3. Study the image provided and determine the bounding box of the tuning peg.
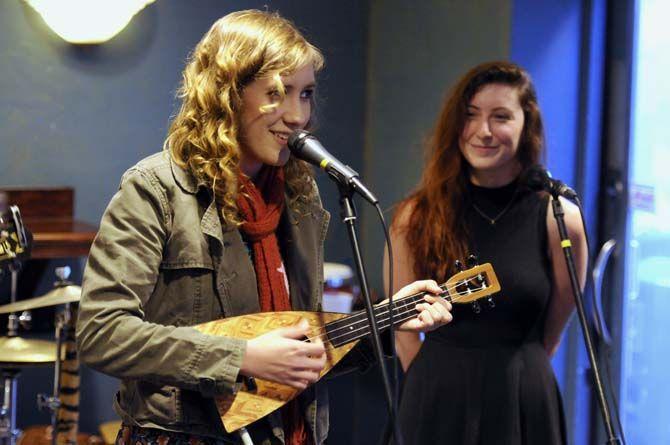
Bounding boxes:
[466,254,478,268]
[454,259,465,271]
[471,301,481,314]
[54,266,73,287]
[487,296,495,309]
[55,266,71,281]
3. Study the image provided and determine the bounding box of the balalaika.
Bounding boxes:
[194,262,500,432]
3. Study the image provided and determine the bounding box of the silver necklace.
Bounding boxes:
[471,188,518,226]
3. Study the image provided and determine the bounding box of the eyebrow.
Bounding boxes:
[466,104,513,113]
[284,82,317,91]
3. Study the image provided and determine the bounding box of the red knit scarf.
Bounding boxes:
[236,166,312,445]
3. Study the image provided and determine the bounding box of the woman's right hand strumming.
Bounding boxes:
[240,319,326,389]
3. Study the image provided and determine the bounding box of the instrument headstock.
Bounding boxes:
[443,260,501,307]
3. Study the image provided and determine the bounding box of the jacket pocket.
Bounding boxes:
[132,381,179,424]
[152,263,218,326]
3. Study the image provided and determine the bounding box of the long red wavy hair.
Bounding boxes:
[394,61,545,281]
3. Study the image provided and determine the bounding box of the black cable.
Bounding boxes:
[374,202,402,445]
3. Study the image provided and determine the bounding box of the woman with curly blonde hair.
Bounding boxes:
[166,9,322,225]
[77,9,451,445]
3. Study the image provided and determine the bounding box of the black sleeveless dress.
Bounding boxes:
[397,180,567,445]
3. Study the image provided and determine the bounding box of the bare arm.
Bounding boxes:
[543,196,588,356]
[383,203,423,372]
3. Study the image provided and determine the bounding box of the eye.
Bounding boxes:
[267,90,282,101]
[493,113,511,121]
[300,88,315,100]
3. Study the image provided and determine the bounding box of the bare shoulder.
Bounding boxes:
[385,198,419,290]
[390,198,417,234]
[563,197,585,235]
[546,196,585,237]
[545,195,587,264]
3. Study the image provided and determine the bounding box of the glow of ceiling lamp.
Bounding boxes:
[24,0,156,44]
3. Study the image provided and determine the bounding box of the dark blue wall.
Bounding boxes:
[511,0,583,184]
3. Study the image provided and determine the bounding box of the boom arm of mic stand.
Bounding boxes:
[550,196,621,445]
[336,182,403,445]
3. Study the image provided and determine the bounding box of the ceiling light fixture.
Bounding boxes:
[24,0,156,44]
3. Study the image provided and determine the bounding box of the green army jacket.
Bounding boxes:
[76,151,333,443]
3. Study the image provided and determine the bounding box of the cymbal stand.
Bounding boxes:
[0,202,30,445]
[36,268,78,445]
[37,304,70,445]
[7,267,19,338]
[0,368,20,445]
[1,266,22,445]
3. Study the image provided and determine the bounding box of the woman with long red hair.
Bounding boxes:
[386,61,587,444]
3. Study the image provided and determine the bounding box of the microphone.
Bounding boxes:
[523,164,578,201]
[288,130,379,204]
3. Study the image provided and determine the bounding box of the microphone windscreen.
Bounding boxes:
[287,130,310,152]
[522,164,551,192]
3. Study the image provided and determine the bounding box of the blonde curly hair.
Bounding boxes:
[165,10,324,224]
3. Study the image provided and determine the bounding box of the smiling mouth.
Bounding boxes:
[472,145,499,149]
[270,131,290,144]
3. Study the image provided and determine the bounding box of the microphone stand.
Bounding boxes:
[336,182,403,445]
[550,195,621,445]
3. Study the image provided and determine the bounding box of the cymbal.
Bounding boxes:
[0,337,57,365]
[0,285,81,314]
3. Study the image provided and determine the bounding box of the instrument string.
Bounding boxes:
[302,275,487,345]
[319,284,489,346]
[316,275,480,341]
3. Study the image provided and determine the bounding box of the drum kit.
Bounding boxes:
[0,200,100,445]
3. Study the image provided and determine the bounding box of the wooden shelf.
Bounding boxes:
[24,218,97,259]
[1,188,97,259]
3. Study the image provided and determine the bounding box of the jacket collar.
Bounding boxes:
[168,155,225,243]
[170,155,328,244]
[169,154,202,195]
[166,157,226,253]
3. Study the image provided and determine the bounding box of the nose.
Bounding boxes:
[476,118,493,139]
[282,96,310,129]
